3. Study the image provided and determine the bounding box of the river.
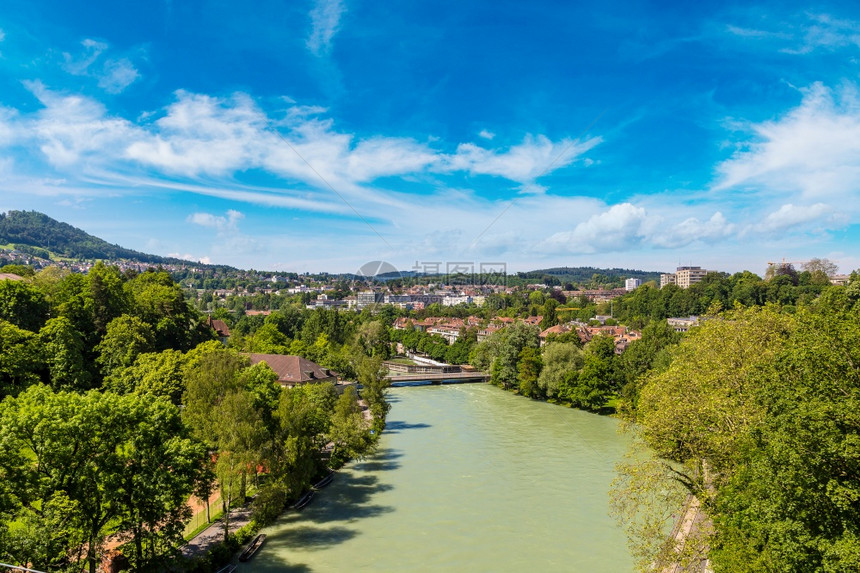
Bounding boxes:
[243,383,635,572]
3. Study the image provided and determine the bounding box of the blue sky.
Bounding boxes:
[2,1,860,275]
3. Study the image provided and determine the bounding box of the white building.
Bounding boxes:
[660,266,713,289]
[625,278,641,291]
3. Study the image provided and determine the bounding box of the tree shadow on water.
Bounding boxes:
[264,524,358,551]
[383,420,431,434]
[245,558,313,573]
[353,448,404,472]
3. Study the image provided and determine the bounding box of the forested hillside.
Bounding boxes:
[0,210,174,263]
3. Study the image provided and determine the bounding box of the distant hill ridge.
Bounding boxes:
[517,266,662,283]
[0,210,661,279]
[0,210,183,265]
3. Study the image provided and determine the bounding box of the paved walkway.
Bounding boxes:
[181,503,255,559]
[663,495,712,573]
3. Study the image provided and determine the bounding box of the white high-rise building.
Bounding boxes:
[625,278,641,291]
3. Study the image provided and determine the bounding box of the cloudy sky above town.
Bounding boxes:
[2,1,860,274]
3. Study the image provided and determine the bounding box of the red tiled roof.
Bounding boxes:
[539,324,571,338]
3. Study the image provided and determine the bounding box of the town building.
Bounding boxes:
[667,316,701,332]
[660,273,677,288]
[625,278,641,291]
[660,266,713,289]
[356,291,384,309]
[205,316,231,344]
[247,354,339,387]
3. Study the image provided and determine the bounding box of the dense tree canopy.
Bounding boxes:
[0,265,385,571]
[612,305,860,572]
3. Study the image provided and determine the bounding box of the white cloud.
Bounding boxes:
[789,13,860,54]
[22,81,141,167]
[187,209,244,233]
[544,203,653,254]
[442,134,602,186]
[715,83,860,202]
[63,39,107,75]
[725,25,791,40]
[186,210,260,258]
[478,129,495,140]
[168,253,212,264]
[62,39,140,93]
[0,29,6,42]
[307,0,346,56]
[98,58,140,94]
[654,211,735,248]
[759,203,838,232]
[121,90,595,205]
[724,13,860,55]
[542,204,735,254]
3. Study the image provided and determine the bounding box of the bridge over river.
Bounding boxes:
[385,370,490,386]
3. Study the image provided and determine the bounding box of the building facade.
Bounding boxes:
[660,266,712,289]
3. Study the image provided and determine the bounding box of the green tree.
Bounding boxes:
[0,319,44,398]
[612,307,795,571]
[0,386,204,573]
[538,342,583,399]
[329,385,372,466]
[356,354,391,432]
[39,317,92,392]
[182,349,267,540]
[617,320,681,414]
[246,323,291,354]
[87,262,129,335]
[113,397,204,570]
[95,314,155,380]
[105,349,187,404]
[0,280,49,332]
[126,270,200,351]
[517,346,543,398]
[566,335,618,411]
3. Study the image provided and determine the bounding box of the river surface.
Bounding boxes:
[243,383,635,572]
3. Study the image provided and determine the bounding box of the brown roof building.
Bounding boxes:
[206,316,231,343]
[248,354,338,387]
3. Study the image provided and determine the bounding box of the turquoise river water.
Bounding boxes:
[242,383,635,572]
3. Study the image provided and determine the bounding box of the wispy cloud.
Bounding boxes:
[788,13,860,54]
[715,82,860,205]
[724,12,860,55]
[187,209,260,259]
[759,203,839,233]
[307,0,346,56]
[442,134,602,190]
[62,38,140,93]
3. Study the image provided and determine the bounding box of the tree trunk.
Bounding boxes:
[222,496,230,542]
[135,523,143,569]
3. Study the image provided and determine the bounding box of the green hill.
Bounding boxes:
[0,210,176,264]
[516,266,663,286]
